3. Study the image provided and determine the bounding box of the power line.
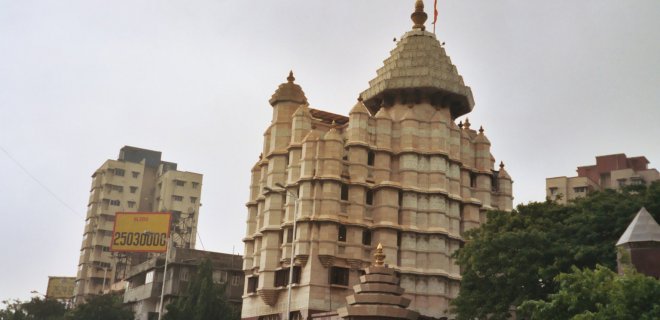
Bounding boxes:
[0,145,83,219]
[196,229,206,250]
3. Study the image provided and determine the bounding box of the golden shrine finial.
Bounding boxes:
[287,70,295,83]
[411,0,428,31]
[373,243,386,266]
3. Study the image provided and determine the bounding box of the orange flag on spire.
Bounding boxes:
[433,0,439,33]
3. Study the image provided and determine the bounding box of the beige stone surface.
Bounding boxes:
[241,4,512,319]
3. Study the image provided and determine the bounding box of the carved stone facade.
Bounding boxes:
[241,2,513,319]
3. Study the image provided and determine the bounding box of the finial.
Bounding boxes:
[373,243,386,266]
[287,70,295,83]
[464,117,471,129]
[458,121,463,128]
[500,161,505,169]
[331,120,338,128]
[411,0,428,31]
[357,95,363,102]
[479,126,484,134]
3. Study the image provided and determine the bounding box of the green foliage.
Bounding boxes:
[163,259,238,320]
[0,300,27,320]
[0,298,66,320]
[22,298,66,320]
[451,182,660,320]
[64,294,133,320]
[519,265,660,320]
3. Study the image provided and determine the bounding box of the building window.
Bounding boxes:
[340,183,349,201]
[366,189,373,205]
[631,178,645,186]
[180,268,189,281]
[362,230,371,246]
[130,186,138,193]
[175,180,185,187]
[110,200,120,206]
[491,173,500,192]
[274,267,301,287]
[172,195,183,202]
[367,151,375,166]
[145,270,155,284]
[470,172,477,188]
[132,171,140,178]
[192,182,199,189]
[618,179,627,187]
[114,169,125,177]
[171,210,182,222]
[231,275,241,286]
[247,276,258,293]
[338,225,347,242]
[101,246,110,252]
[574,187,587,193]
[286,228,293,243]
[190,197,197,204]
[213,270,228,284]
[110,185,123,192]
[329,267,349,286]
[127,201,136,208]
[549,187,558,195]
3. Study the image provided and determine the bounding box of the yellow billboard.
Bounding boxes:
[111,212,171,252]
[46,277,76,299]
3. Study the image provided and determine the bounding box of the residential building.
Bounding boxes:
[123,248,244,320]
[241,2,513,319]
[73,146,203,304]
[547,154,659,204]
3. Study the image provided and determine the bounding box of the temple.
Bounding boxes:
[241,1,513,319]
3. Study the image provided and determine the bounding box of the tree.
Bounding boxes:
[1,298,66,320]
[0,300,27,320]
[451,182,660,320]
[163,259,238,320]
[519,265,660,320]
[64,294,133,320]
[21,298,66,320]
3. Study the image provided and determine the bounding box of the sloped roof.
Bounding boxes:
[616,207,660,246]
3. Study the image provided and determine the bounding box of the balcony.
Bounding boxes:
[98,220,115,231]
[123,282,160,302]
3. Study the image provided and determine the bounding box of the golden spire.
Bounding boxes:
[479,126,484,134]
[373,243,386,266]
[287,70,295,83]
[411,0,428,31]
[464,117,471,130]
[500,161,505,169]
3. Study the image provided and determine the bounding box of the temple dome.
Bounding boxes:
[360,29,474,118]
[269,71,308,106]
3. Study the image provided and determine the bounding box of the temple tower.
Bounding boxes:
[241,2,513,319]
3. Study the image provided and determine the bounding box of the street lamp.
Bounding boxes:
[263,182,299,320]
[30,290,46,298]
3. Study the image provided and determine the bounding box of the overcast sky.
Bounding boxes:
[1,0,659,303]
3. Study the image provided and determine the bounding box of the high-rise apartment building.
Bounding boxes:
[73,146,203,304]
[547,153,659,204]
[241,2,513,319]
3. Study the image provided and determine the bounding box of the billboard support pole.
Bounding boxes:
[157,236,171,320]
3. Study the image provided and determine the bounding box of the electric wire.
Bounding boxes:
[0,145,83,219]
[196,229,206,250]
